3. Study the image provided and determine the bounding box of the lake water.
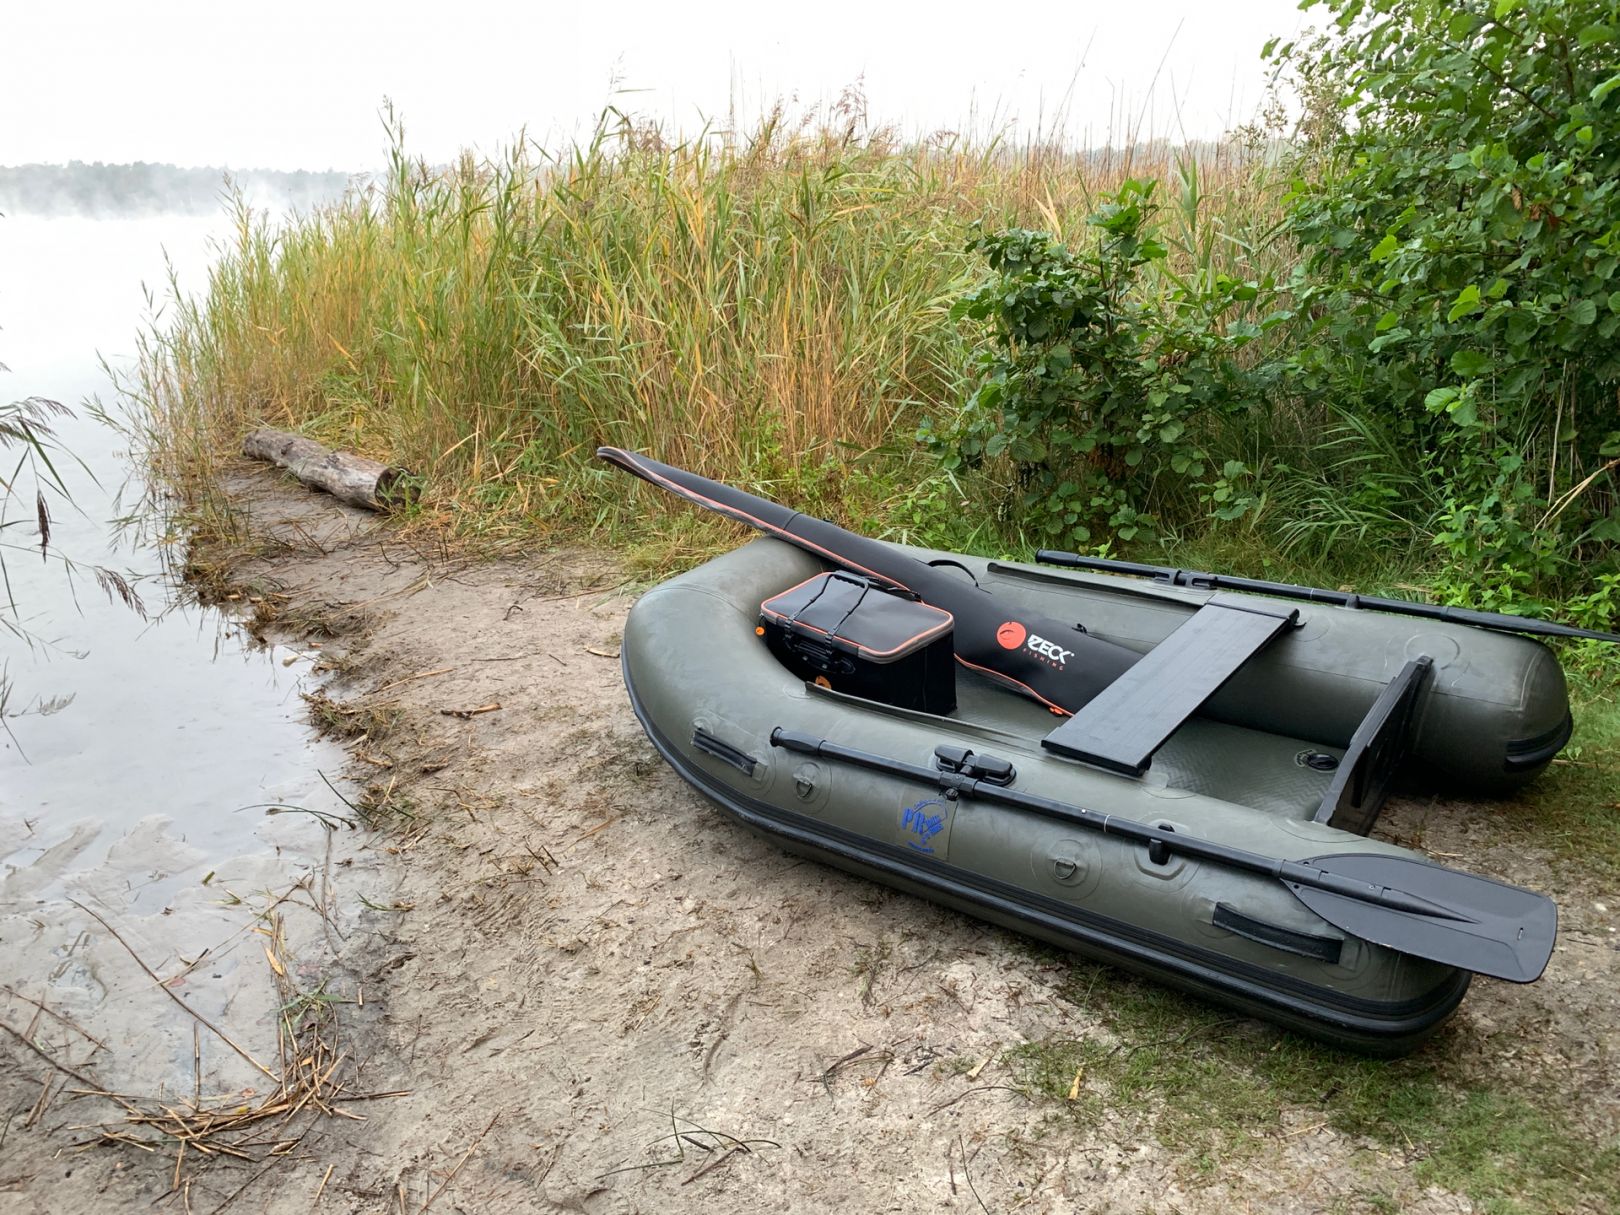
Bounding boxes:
[0,212,363,1091]
[0,213,353,864]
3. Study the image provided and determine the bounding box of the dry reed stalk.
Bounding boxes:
[7,909,414,1200]
[68,899,274,1079]
[126,102,1281,549]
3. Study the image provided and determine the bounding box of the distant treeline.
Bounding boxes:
[0,162,356,217]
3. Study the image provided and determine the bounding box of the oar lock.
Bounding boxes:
[932,744,1017,789]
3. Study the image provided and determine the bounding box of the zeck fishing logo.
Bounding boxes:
[996,620,1072,668]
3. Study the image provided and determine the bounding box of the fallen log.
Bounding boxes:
[242,429,418,512]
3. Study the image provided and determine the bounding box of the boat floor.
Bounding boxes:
[950,667,1340,820]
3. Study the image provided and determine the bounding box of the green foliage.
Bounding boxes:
[930,181,1286,546]
[1278,0,1620,589]
[934,0,1620,612]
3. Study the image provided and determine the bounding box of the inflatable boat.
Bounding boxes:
[600,449,1568,1052]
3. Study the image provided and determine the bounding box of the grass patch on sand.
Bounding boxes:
[302,690,400,742]
[994,963,1619,1213]
[1519,666,1620,883]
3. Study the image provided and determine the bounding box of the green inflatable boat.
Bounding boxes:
[601,449,1574,1053]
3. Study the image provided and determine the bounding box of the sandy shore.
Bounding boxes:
[3,468,1616,1214]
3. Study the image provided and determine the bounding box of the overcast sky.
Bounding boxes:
[2,1,1309,170]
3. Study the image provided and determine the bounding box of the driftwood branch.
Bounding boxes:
[242,429,418,512]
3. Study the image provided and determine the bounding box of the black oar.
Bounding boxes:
[1034,550,1620,645]
[769,729,1557,982]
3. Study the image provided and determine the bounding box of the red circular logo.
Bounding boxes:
[996,620,1027,650]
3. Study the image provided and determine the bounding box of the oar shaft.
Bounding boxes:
[770,729,1551,980]
[1034,551,1620,644]
[1275,860,1467,920]
[769,728,1436,912]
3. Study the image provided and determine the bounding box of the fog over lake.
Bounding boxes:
[2,1,1305,171]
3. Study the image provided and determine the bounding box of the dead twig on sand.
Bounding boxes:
[598,1110,781,1183]
[373,667,456,696]
[816,1040,899,1095]
[439,703,501,720]
[68,899,274,1079]
[51,911,409,1201]
[957,1134,993,1215]
[528,581,623,606]
[0,985,109,1052]
[418,1112,500,1213]
[0,1019,107,1093]
[926,1084,1032,1115]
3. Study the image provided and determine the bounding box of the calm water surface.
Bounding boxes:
[0,213,350,895]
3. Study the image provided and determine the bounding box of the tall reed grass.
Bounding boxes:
[131,107,1285,544]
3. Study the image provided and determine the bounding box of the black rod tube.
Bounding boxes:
[1033,551,1620,644]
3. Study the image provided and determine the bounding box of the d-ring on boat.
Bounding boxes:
[598,448,1576,1053]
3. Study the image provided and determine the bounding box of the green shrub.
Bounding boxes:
[929,181,1287,546]
[1277,0,1620,591]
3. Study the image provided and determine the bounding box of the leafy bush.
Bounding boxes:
[940,0,1620,603]
[1277,0,1620,589]
[930,181,1286,545]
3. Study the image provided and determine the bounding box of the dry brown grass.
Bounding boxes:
[127,107,1284,543]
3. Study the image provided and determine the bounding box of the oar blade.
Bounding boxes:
[1291,853,1557,983]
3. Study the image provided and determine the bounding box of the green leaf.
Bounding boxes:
[1424,386,1460,412]
[1009,434,1047,463]
[1369,233,1399,262]
[1447,284,1482,322]
[1450,349,1492,377]
[1592,73,1620,105]
[1570,298,1599,326]
[1375,310,1399,332]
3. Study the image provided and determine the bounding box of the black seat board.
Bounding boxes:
[1042,596,1298,776]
